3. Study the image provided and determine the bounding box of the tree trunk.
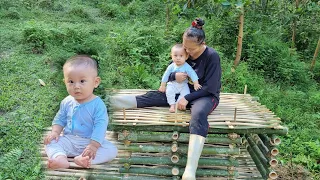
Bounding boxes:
[165,1,170,33]
[291,0,299,48]
[310,38,320,71]
[233,5,244,68]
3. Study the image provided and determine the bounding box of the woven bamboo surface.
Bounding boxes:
[110,89,284,130]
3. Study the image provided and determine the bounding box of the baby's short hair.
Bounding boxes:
[171,43,187,54]
[63,55,98,74]
[172,43,184,49]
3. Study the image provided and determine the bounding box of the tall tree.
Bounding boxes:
[291,0,299,48]
[233,3,244,68]
[310,38,320,71]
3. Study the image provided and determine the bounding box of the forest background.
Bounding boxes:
[0,0,319,179]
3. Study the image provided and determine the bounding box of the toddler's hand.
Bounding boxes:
[44,131,60,145]
[158,85,166,92]
[194,83,202,91]
[82,144,98,160]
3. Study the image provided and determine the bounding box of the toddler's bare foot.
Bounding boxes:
[74,155,91,168]
[169,105,176,113]
[47,155,69,170]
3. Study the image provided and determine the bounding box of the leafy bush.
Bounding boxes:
[3,8,21,19]
[98,3,124,19]
[68,6,90,19]
[244,33,312,86]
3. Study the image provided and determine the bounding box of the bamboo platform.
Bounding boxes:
[41,130,264,180]
[110,89,287,132]
[41,89,287,179]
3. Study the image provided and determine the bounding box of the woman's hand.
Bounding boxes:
[175,72,188,83]
[158,85,166,92]
[177,97,188,110]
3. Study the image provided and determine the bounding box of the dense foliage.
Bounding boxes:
[0,0,319,179]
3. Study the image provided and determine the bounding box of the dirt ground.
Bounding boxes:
[275,163,313,180]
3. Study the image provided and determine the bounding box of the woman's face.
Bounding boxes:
[182,36,204,59]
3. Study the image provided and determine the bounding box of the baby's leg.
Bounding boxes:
[91,140,118,165]
[166,83,178,113]
[47,155,69,169]
[177,83,190,102]
[45,136,74,170]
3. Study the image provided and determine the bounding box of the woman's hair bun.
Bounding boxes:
[191,18,205,29]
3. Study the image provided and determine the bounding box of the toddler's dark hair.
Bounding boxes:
[64,55,98,73]
[172,44,187,53]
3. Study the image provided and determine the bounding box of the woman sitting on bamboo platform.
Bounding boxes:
[111,18,221,180]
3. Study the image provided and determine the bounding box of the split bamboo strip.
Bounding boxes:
[118,156,239,167]
[119,167,238,177]
[109,125,289,135]
[118,131,242,144]
[117,144,240,155]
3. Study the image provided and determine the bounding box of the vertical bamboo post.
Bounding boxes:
[244,84,247,94]
[123,108,126,121]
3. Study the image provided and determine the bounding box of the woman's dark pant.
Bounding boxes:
[136,91,219,137]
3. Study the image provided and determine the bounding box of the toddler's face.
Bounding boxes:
[63,65,100,103]
[171,47,188,66]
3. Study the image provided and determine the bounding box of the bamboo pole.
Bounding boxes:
[245,135,268,166]
[117,144,240,155]
[110,125,289,135]
[268,134,281,146]
[253,134,279,157]
[119,167,238,177]
[246,135,278,168]
[258,134,279,154]
[246,145,278,179]
[118,156,239,167]
[118,132,242,144]
[46,170,174,180]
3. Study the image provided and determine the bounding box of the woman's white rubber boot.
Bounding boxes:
[182,134,206,180]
